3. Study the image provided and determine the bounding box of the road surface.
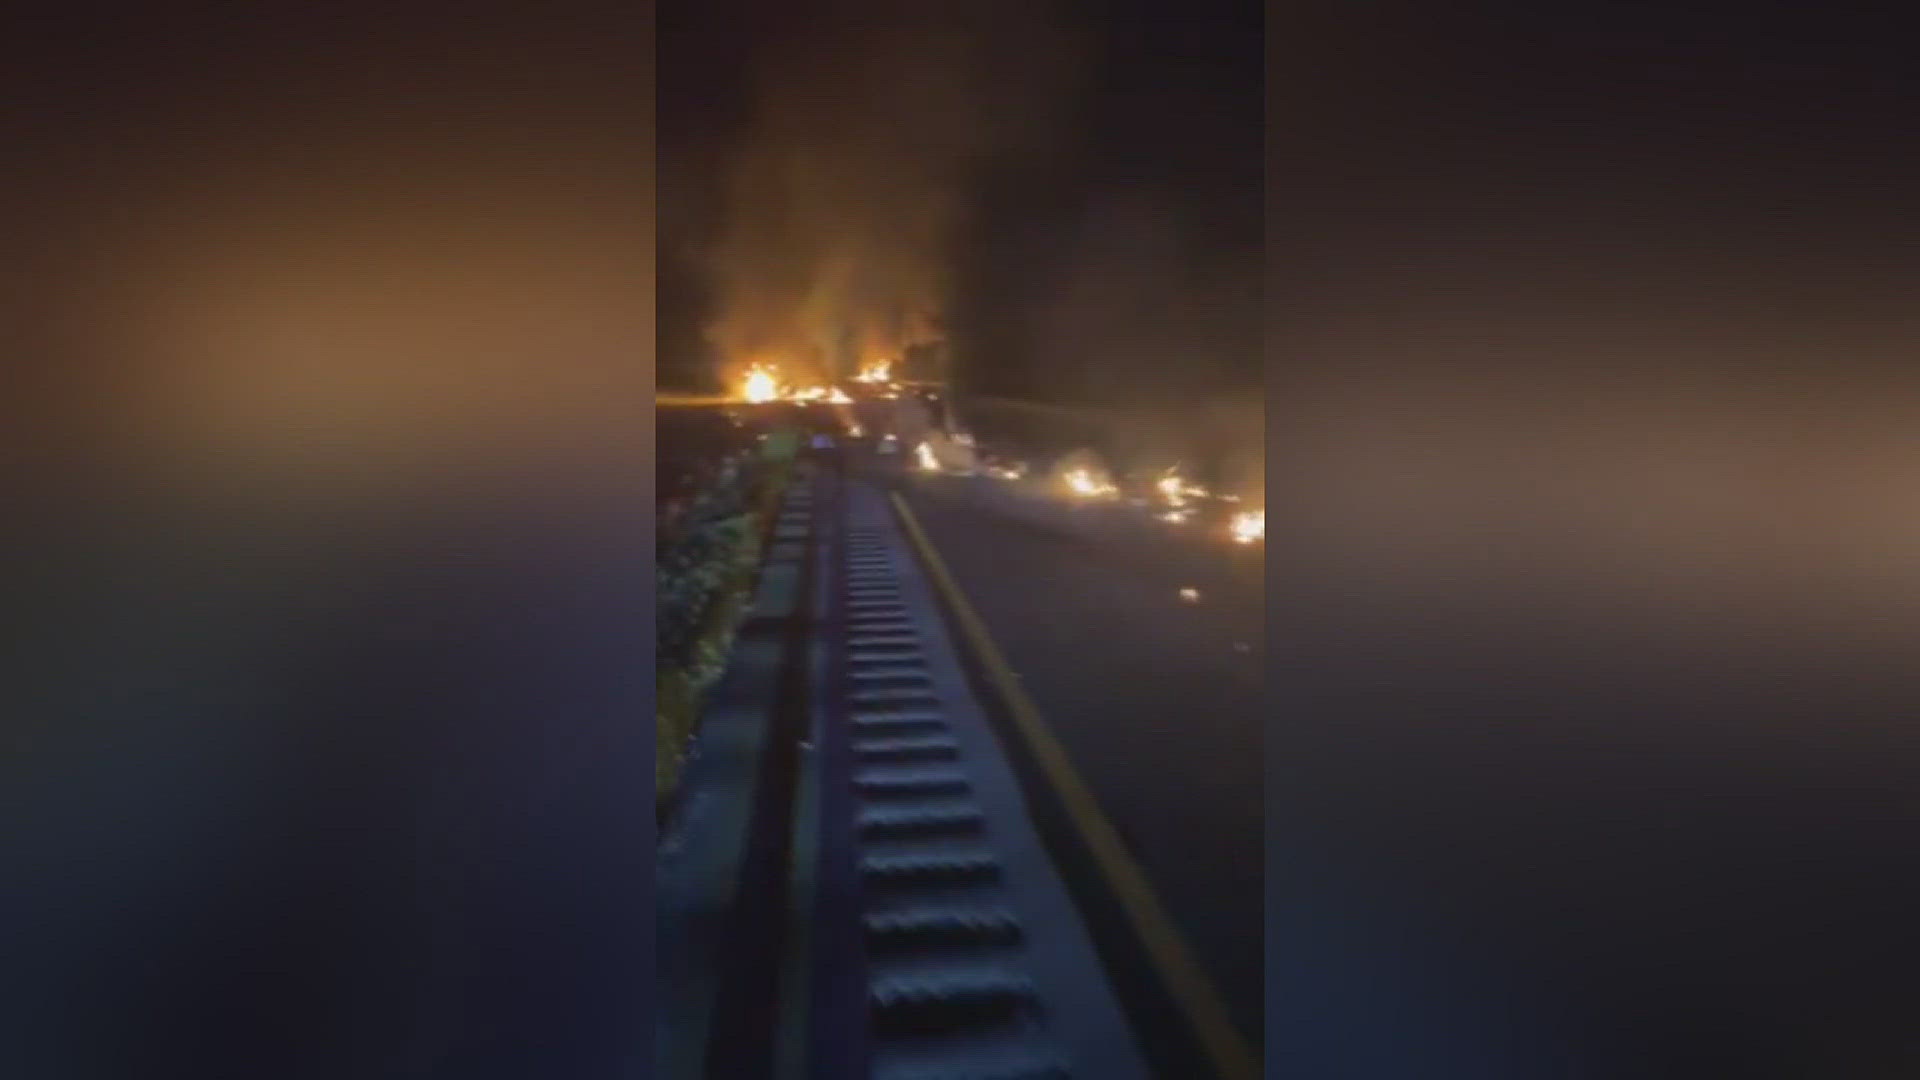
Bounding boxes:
[891,465,1267,1053]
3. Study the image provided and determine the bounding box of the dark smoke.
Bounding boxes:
[706,10,1084,386]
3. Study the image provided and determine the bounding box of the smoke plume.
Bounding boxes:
[706,12,1081,386]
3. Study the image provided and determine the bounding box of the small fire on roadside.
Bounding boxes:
[1157,468,1209,508]
[1063,467,1118,499]
[915,441,940,472]
[1229,509,1265,544]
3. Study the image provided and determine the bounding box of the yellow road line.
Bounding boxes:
[890,491,1259,1080]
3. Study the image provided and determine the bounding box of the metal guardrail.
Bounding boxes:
[786,475,1152,1080]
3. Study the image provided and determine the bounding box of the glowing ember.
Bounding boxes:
[1179,587,1200,602]
[1159,509,1193,525]
[742,365,779,404]
[848,423,864,438]
[1063,468,1118,499]
[986,462,1028,481]
[915,441,940,472]
[1229,509,1265,544]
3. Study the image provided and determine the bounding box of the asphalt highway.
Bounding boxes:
[891,462,1267,1053]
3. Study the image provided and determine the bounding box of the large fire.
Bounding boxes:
[853,359,893,384]
[742,365,779,404]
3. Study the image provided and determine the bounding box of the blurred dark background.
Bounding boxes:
[3,6,655,1078]
[658,0,1262,405]
[1273,3,1920,1077]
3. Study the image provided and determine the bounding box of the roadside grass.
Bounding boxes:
[655,426,799,818]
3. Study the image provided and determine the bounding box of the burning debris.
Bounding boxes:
[1063,468,1118,499]
[1229,508,1265,544]
[735,362,857,407]
[1052,450,1119,500]
[1156,467,1210,509]
[915,441,941,472]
